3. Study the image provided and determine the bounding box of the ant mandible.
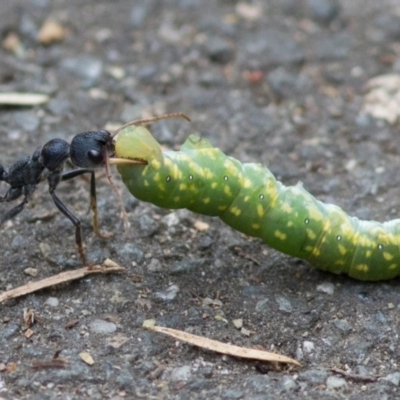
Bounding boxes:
[0,113,188,266]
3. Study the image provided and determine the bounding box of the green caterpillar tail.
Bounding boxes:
[115,125,400,281]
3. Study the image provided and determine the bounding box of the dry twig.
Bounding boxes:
[0,259,125,303]
[145,324,300,367]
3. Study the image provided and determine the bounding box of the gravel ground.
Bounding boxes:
[1,1,400,399]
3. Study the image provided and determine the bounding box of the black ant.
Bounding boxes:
[0,112,188,266]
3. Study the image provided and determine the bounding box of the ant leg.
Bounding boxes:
[49,187,88,265]
[47,172,88,265]
[0,186,28,227]
[0,200,26,226]
[0,186,22,202]
[61,169,112,239]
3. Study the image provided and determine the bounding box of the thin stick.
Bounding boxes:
[0,259,125,303]
[330,367,378,383]
[145,325,301,367]
[0,92,49,106]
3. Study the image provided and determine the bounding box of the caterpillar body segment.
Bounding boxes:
[115,125,400,281]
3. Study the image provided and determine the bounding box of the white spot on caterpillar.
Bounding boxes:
[336,235,342,241]
[223,176,228,181]
[378,244,383,250]
[166,176,171,182]
[189,174,193,180]
[304,219,310,224]
[259,194,265,200]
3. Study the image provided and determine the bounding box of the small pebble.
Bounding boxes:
[11,235,29,250]
[333,319,352,333]
[118,243,144,264]
[299,369,328,384]
[383,372,400,386]
[255,298,269,312]
[244,375,271,393]
[60,56,103,87]
[279,375,298,391]
[137,214,159,236]
[303,341,315,354]
[37,19,66,44]
[79,352,95,366]
[221,389,244,399]
[296,346,304,361]
[236,3,261,20]
[203,37,235,64]
[307,0,340,24]
[169,259,208,275]
[161,212,181,228]
[89,319,117,334]
[24,268,38,277]
[202,297,223,307]
[232,319,243,329]
[194,220,209,232]
[45,297,59,307]
[154,284,179,302]
[240,327,251,337]
[170,365,192,382]
[316,282,335,295]
[326,376,347,390]
[147,258,163,272]
[276,295,292,313]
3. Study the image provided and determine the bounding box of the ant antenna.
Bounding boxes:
[111,112,190,139]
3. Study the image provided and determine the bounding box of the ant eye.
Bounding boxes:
[88,149,103,165]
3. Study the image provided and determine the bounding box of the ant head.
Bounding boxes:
[70,130,113,169]
[40,139,70,172]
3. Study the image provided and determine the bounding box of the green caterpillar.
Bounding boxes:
[115,124,400,281]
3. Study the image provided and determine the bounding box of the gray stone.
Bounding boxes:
[89,319,117,334]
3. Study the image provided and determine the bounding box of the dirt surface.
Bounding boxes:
[1,1,400,399]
